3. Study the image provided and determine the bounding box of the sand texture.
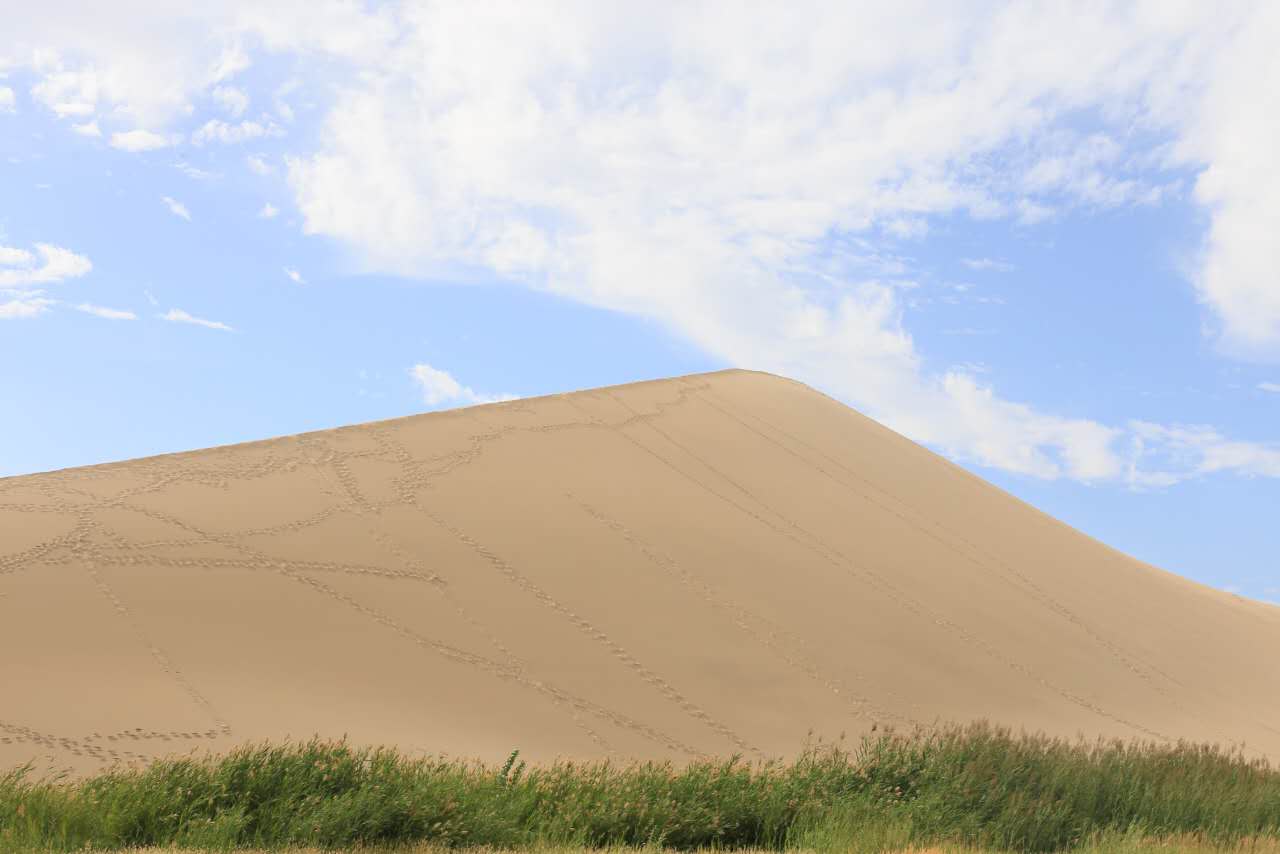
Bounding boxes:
[2,369,1277,776]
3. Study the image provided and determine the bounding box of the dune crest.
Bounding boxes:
[2,369,1277,775]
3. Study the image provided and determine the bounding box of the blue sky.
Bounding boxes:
[2,3,1278,604]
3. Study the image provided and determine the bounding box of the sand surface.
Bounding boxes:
[2,369,1277,776]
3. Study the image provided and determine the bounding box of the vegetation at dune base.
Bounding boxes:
[3,722,1279,853]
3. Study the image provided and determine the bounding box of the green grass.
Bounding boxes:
[2,722,1278,852]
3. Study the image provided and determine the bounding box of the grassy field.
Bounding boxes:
[82,842,1280,854]
[3,722,1278,852]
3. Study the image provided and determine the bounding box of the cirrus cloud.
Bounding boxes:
[161,307,233,331]
[161,196,191,220]
[75,303,136,320]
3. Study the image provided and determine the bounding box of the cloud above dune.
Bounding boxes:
[410,363,515,409]
[6,2,1280,485]
[285,2,1280,483]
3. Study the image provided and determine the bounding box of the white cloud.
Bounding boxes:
[1175,4,1280,359]
[161,307,233,331]
[9,4,1280,485]
[175,161,215,180]
[29,66,98,117]
[1128,422,1280,485]
[1015,199,1056,225]
[72,119,100,137]
[258,202,279,218]
[8,4,396,129]
[410,363,515,408]
[191,118,281,145]
[0,243,92,288]
[210,42,251,84]
[1259,382,1280,394]
[298,2,1248,483]
[110,129,172,152]
[0,243,105,322]
[962,257,1015,272]
[75,303,136,320]
[0,85,14,112]
[882,218,928,239]
[161,196,191,220]
[0,247,33,267]
[0,293,55,319]
[246,154,273,175]
[283,266,303,284]
[211,85,248,117]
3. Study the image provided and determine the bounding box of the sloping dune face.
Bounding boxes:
[2,370,1277,775]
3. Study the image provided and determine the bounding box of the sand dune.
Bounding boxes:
[2,369,1277,776]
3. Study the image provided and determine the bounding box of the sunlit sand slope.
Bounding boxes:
[2,369,1277,776]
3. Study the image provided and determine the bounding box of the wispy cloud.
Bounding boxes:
[0,243,92,288]
[161,196,191,221]
[246,154,273,175]
[75,303,136,320]
[1128,422,1280,486]
[211,85,249,117]
[110,129,172,152]
[72,120,101,137]
[192,119,281,146]
[283,267,304,284]
[29,66,98,118]
[962,257,1016,272]
[8,4,1280,489]
[410,363,516,408]
[0,86,16,113]
[175,162,215,180]
[161,308,233,332]
[259,202,279,219]
[299,4,1239,484]
[0,293,55,319]
[1260,381,1280,394]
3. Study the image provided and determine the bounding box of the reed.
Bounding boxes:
[3,722,1277,852]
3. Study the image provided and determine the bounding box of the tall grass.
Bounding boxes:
[2,722,1277,852]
